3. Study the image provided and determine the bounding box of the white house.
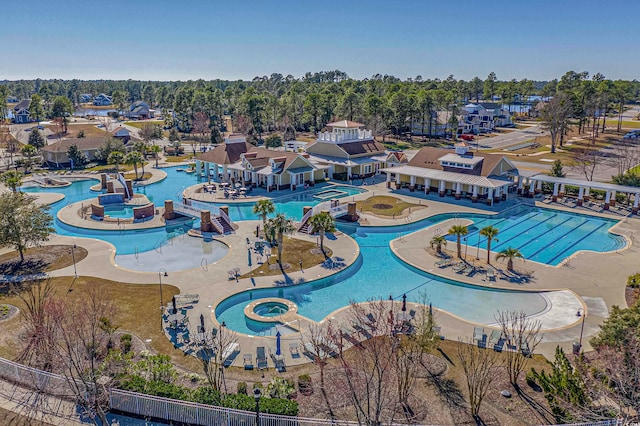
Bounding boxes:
[93,94,113,106]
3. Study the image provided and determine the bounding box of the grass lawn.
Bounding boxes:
[613,120,640,129]
[0,245,88,280]
[47,123,109,139]
[124,120,164,130]
[165,155,194,163]
[0,276,202,371]
[356,195,425,217]
[240,236,332,279]
[122,171,152,181]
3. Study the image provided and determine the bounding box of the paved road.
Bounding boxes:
[477,124,545,150]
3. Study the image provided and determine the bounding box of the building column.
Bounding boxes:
[197,160,203,176]
[222,165,228,182]
[251,172,257,187]
[536,180,542,194]
[386,171,391,188]
[267,175,273,192]
[559,183,566,197]
[455,182,462,200]
[604,191,611,210]
[347,166,353,182]
[501,185,508,200]
[577,186,585,206]
[395,172,401,190]
[584,187,590,201]
[517,177,524,195]
[424,178,431,194]
[610,191,617,207]
[633,193,639,214]
[528,179,536,198]
[494,186,501,203]
[552,183,559,202]
[471,185,478,203]
[438,180,446,197]
[409,175,416,192]
[487,188,494,205]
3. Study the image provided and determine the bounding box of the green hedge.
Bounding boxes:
[118,376,298,416]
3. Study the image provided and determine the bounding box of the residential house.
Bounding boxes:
[194,134,324,191]
[464,103,512,130]
[7,96,19,103]
[42,137,104,167]
[112,126,131,143]
[380,142,518,204]
[304,120,388,180]
[128,101,153,119]
[13,100,31,124]
[93,93,113,106]
[80,94,92,103]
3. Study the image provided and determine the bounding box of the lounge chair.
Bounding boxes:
[289,342,300,358]
[303,342,326,362]
[432,326,444,340]
[493,337,505,352]
[269,348,286,372]
[365,313,377,328]
[463,265,475,275]
[256,346,269,370]
[352,323,373,340]
[435,259,452,267]
[222,343,240,367]
[487,330,502,348]
[473,326,485,342]
[453,262,466,273]
[341,327,362,346]
[486,267,496,281]
[520,340,531,357]
[243,353,254,370]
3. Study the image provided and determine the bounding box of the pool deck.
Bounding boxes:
[26,170,640,365]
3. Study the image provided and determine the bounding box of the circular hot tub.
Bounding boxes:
[253,301,289,317]
[244,298,299,324]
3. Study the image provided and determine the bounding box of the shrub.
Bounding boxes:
[628,273,640,288]
[120,334,132,353]
[266,377,296,399]
[237,382,247,395]
[297,374,313,395]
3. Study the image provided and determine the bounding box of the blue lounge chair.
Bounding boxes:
[256,346,268,370]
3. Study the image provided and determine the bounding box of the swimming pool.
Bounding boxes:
[215,205,625,335]
[443,205,625,265]
[20,168,366,261]
[103,204,135,218]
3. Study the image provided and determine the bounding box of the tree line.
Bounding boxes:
[2,71,639,142]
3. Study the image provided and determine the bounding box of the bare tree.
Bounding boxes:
[47,283,118,425]
[495,311,543,388]
[195,322,238,393]
[570,146,603,181]
[302,321,338,420]
[12,278,57,371]
[540,93,573,153]
[456,338,502,421]
[611,141,640,176]
[192,112,210,150]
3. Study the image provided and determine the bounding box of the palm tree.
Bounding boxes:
[479,226,500,265]
[430,235,447,255]
[308,211,336,255]
[266,213,296,266]
[495,247,524,271]
[107,151,125,173]
[252,199,275,226]
[448,225,468,259]
[149,145,162,168]
[0,170,23,193]
[125,151,143,180]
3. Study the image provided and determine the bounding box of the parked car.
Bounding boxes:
[460,134,475,141]
[36,125,45,130]
[623,132,639,139]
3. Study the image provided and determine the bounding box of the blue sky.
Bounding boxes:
[2,0,639,82]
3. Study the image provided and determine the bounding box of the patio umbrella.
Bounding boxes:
[248,248,252,267]
[429,302,433,315]
[402,294,407,312]
[275,331,282,356]
[200,313,205,329]
[172,296,177,313]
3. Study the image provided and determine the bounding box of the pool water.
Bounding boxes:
[443,205,625,265]
[103,204,135,218]
[215,206,625,335]
[254,301,289,317]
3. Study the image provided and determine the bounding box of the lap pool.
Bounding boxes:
[215,205,625,336]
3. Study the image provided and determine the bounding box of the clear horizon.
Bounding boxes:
[2,0,639,82]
